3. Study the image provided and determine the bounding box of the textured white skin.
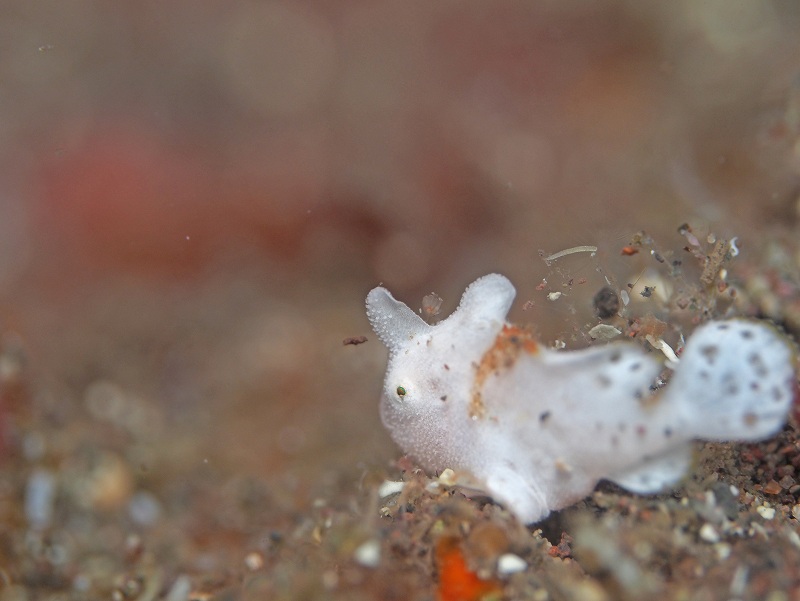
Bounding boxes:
[366,273,797,523]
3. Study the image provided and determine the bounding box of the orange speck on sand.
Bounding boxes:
[436,537,501,601]
[620,246,639,256]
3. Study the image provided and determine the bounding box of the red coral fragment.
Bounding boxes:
[546,532,573,559]
[436,536,501,601]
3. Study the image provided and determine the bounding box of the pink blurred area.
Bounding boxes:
[0,1,798,475]
[2,1,794,287]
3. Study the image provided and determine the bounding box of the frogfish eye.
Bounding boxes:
[396,386,407,397]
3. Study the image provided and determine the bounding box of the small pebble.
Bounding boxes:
[714,543,731,560]
[77,452,134,510]
[547,292,562,301]
[756,505,776,520]
[762,480,782,495]
[792,504,800,521]
[730,566,749,597]
[699,523,720,543]
[244,552,264,571]
[497,553,527,575]
[128,491,162,526]
[122,578,142,597]
[165,575,191,601]
[438,468,457,486]
[72,574,91,592]
[377,480,405,498]
[353,539,381,568]
[24,469,56,529]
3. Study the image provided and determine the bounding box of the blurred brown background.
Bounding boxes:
[1,0,799,518]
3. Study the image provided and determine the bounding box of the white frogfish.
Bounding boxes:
[366,273,798,523]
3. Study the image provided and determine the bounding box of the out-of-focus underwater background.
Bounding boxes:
[2,2,800,600]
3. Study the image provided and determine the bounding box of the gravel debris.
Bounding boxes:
[24,469,56,529]
[497,553,528,575]
[353,540,381,568]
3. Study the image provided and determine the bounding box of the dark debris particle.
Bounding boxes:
[539,411,551,424]
[343,335,368,346]
[593,286,620,319]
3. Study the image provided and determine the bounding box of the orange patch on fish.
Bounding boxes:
[470,325,538,419]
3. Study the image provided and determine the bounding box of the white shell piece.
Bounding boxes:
[588,324,622,340]
[354,539,381,568]
[377,480,405,498]
[497,553,528,575]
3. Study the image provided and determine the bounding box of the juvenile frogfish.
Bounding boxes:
[366,273,798,523]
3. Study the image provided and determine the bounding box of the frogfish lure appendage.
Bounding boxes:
[366,273,798,523]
